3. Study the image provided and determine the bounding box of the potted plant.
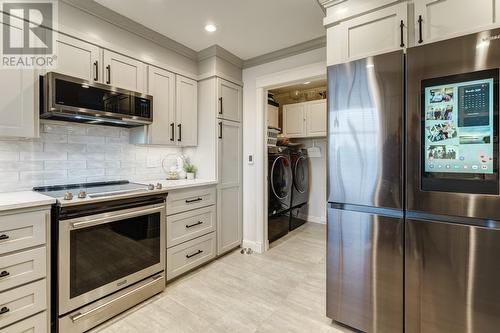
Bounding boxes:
[183,163,197,180]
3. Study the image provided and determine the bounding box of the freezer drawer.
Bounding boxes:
[406,218,500,333]
[327,208,403,333]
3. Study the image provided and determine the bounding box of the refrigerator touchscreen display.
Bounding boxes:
[423,78,494,174]
[421,69,499,194]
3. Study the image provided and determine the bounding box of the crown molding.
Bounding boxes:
[243,36,326,69]
[60,0,198,60]
[198,45,243,68]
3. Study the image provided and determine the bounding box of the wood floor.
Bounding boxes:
[95,223,353,333]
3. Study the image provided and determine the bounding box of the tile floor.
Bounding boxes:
[94,223,352,333]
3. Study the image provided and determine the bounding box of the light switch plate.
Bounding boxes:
[248,154,254,164]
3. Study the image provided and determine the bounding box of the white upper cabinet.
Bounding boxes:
[306,99,327,137]
[217,79,242,123]
[0,70,37,138]
[56,35,100,82]
[414,0,498,46]
[103,50,145,93]
[267,104,279,128]
[283,103,306,138]
[148,67,176,145]
[327,2,407,65]
[176,75,198,147]
[283,99,327,138]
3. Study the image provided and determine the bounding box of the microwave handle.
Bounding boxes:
[70,205,163,230]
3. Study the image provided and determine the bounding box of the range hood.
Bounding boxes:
[40,72,153,128]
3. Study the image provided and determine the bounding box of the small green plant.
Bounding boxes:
[183,163,197,173]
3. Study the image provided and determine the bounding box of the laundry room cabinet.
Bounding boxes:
[283,99,326,138]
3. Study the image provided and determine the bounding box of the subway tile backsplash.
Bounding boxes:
[0,121,182,192]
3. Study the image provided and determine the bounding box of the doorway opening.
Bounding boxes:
[264,77,327,248]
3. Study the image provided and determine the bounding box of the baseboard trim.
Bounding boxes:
[242,239,265,254]
[298,213,326,224]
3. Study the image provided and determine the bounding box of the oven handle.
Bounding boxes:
[69,205,164,230]
[70,274,163,323]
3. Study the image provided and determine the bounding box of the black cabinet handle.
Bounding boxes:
[0,234,9,241]
[93,61,99,81]
[185,198,202,203]
[106,65,111,84]
[170,122,175,142]
[0,271,9,278]
[218,121,223,139]
[418,15,423,44]
[400,20,405,48]
[186,250,203,259]
[186,221,203,229]
[177,124,182,142]
[219,97,223,115]
[0,307,9,315]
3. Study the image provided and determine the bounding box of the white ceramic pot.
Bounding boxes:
[186,172,195,180]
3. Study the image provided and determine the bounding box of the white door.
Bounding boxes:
[217,79,242,122]
[306,99,327,137]
[145,66,176,145]
[415,0,496,45]
[217,120,242,255]
[103,50,145,92]
[267,104,279,128]
[176,75,198,147]
[335,2,406,64]
[56,35,101,82]
[283,103,306,138]
[0,70,37,138]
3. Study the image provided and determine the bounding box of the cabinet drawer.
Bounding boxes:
[0,247,46,293]
[167,206,215,248]
[167,186,216,215]
[0,280,46,329]
[0,211,46,256]
[0,311,47,333]
[166,232,216,280]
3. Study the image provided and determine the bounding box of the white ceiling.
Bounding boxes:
[94,0,326,60]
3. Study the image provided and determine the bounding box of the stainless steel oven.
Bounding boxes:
[54,194,166,332]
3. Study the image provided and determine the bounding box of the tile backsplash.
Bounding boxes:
[0,121,183,192]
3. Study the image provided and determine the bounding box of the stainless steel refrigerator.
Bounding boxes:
[328,28,500,333]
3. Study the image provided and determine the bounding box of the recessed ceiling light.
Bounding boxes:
[303,81,311,85]
[205,24,217,32]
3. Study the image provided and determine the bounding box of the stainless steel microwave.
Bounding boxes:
[40,72,153,127]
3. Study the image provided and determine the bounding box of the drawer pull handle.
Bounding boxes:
[0,271,9,278]
[0,307,9,315]
[186,221,203,228]
[0,234,9,241]
[186,250,203,259]
[185,198,202,203]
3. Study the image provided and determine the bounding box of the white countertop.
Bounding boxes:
[137,178,218,190]
[0,179,217,210]
[0,191,56,212]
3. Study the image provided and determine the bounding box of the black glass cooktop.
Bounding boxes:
[33,180,148,199]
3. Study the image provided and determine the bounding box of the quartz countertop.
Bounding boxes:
[0,191,56,212]
[136,178,218,190]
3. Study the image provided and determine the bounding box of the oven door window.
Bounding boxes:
[69,212,161,298]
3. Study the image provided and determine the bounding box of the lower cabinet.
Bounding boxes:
[166,233,216,280]
[0,206,50,332]
[166,186,217,281]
